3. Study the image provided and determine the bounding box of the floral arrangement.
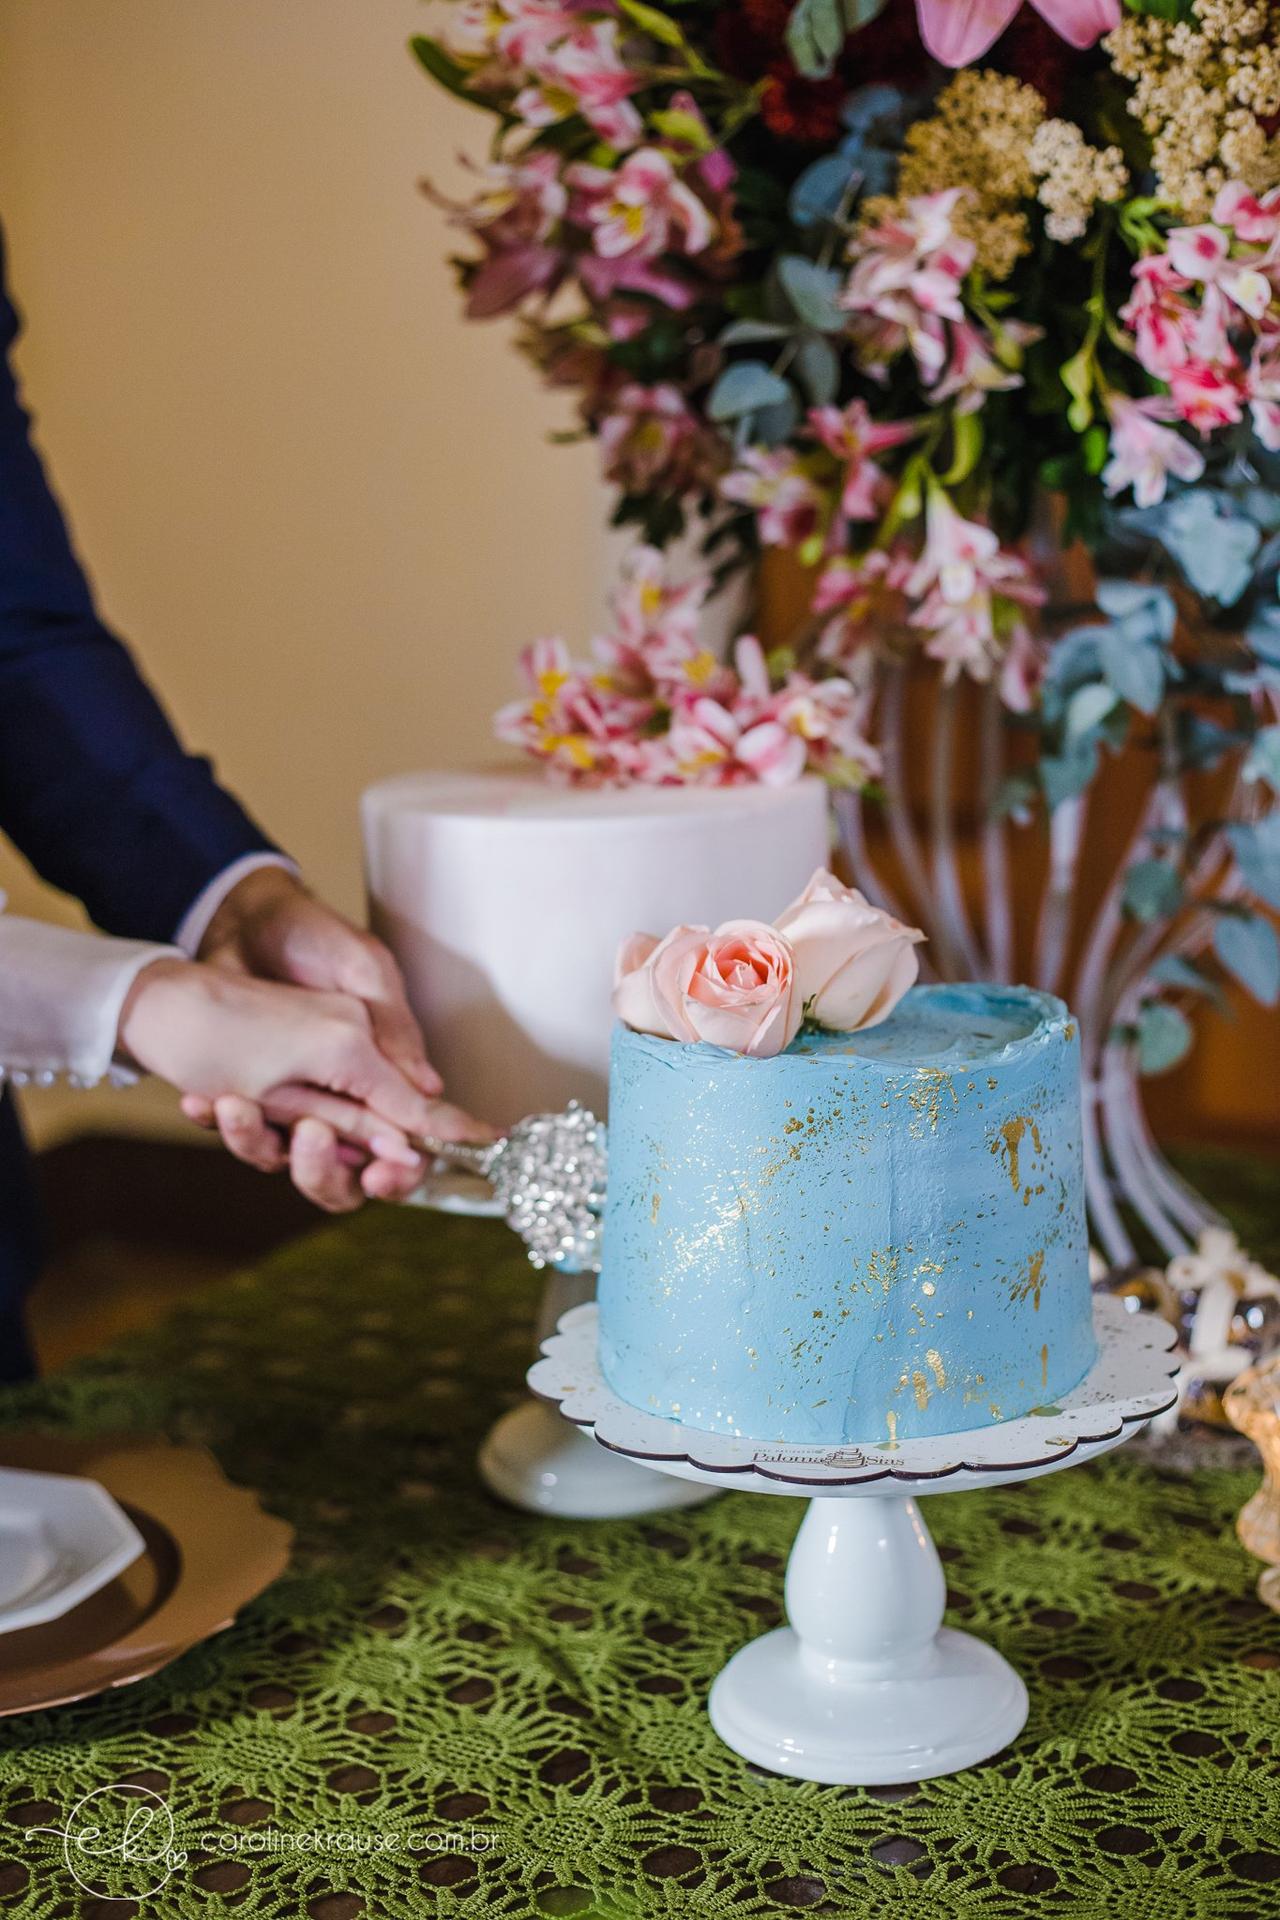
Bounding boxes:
[613,867,924,1054]
[413,0,1280,1049]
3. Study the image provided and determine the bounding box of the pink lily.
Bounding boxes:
[913,0,1120,69]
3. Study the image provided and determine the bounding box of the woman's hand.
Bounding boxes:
[118,958,494,1210]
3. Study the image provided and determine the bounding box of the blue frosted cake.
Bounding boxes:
[597,983,1095,1446]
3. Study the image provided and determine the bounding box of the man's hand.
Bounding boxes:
[121,959,492,1211]
[183,866,494,1208]
[197,866,438,1093]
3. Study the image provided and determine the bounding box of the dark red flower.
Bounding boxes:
[761,61,848,144]
[990,11,1080,112]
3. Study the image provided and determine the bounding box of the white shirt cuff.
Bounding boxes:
[173,852,300,957]
[0,919,184,1088]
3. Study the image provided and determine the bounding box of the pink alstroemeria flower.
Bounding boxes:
[808,399,917,521]
[514,20,643,150]
[1102,396,1206,509]
[906,490,1043,691]
[720,448,826,548]
[1168,360,1247,434]
[570,148,714,261]
[913,0,1119,69]
[1249,348,1280,452]
[842,189,975,387]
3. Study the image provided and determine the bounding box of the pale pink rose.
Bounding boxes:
[614,920,802,1055]
[776,870,924,1033]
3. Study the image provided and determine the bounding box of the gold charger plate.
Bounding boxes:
[0,1434,293,1716]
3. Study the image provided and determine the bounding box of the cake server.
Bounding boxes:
[415,1101,607,1274]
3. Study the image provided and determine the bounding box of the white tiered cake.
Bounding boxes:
[361,770,829,1124]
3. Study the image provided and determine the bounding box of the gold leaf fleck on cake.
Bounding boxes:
[867,1246,902,1296]
[650,1192,661,1224]
[784,1116,804,1134]
[1041,1342,1049,1389]
[921,1282,936,1297]
[911,1369,930,1411]
[925,1348,947,1392]
[1009,1248,1047,1310]
[907,1069,958,1135]
[991,1114,1042,1192]
[884,1411,900,1451]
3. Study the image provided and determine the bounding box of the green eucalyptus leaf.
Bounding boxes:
[1136,1001,1193,1075]
[778,255,846,332]
[1213,913,1280,1005]
[1150,952,1223,1006]
[794,334,841,406]
[1096,627,1165,715]
[708,361,793,420]
[1123,858,1183,922]
[786,0,890,76]
[1229,816,1280,909]
[1243,725,1280,790]
[718,319,793,346]
[1066,681,1119,742]
[1040,740,1099,809]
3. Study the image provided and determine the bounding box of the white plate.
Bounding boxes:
[0,1466,147,1633]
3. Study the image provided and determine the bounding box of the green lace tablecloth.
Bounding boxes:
[0,1152,1278,1919]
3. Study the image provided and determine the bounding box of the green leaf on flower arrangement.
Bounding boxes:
[940,411,983,487]
[1123,858,1183,922]
[648,106,713,150]
[719,318,793,346]
[1059,346,1096,433]
[793,334,841,406]
[1244,725,1280,790]
[1095,578,1177,645]
[708,361,793,420]
[778,255,846,333]
[786,0,846,77]
[1040,740,1099,809]
[1150,951,1224,1007]
[409,37,479,106]
[1213,912,1280,1006]
[1081,425,1109,476]
[1096,626,1165,715]
[1123,0,1196,17]
[752,389,802,446]
[1136,1000,1193,1075]
[616,0,690,47]
[786,0,891,77]
[790,153,862,229]
[1229,816,1280,910]
[1156,491,1262,607]
[1066,681,1119,742]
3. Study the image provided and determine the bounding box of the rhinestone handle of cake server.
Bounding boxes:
[415,1102,608,1274]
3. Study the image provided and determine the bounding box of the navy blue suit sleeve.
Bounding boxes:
[0,237,280,943]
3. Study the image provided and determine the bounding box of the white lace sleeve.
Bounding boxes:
[0,907,183,1089]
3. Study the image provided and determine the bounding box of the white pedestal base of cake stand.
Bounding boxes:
[529,1297,1178,1784]
[407,1170,714,1520]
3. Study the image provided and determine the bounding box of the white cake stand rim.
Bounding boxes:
[528,1295,1178,1489]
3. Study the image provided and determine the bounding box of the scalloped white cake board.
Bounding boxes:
[529,1296,1179,1784]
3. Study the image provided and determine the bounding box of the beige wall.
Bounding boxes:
[0,0,606,1143]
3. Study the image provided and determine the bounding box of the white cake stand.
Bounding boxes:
[528,1296,1179,1784]
[407,1171,713,1520]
